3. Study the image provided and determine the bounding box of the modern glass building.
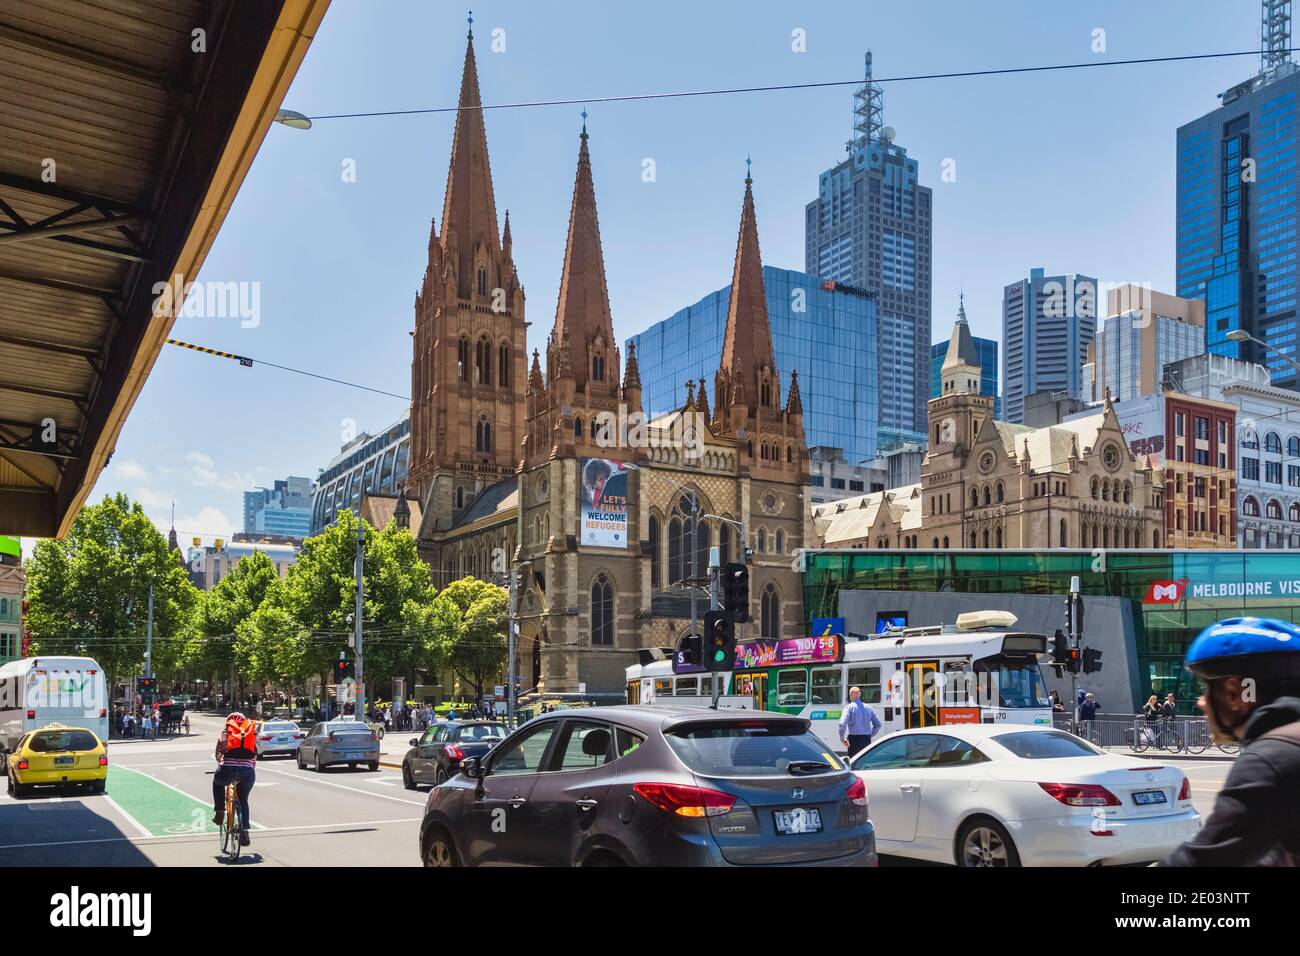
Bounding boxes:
[627,266,879,464]
[310,415,410,534]
[930,333,999,417]
[244,476,313,540]
[803,54,932,441]
[1177,55,1300,390]
[1002,268,1097,423]
[803,549,1300,713]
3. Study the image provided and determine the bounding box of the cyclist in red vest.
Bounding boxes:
[212,711,257,846]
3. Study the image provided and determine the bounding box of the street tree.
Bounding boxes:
[438,577,508,702]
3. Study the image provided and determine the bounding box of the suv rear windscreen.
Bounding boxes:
[666,720,837,777]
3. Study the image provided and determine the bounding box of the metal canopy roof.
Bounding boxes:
[0,0,330,537]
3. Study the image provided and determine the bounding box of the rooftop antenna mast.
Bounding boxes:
[1262,0,1294,74]
[848,50,884,153]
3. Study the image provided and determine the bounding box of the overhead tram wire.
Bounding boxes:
[302,48,1300,122]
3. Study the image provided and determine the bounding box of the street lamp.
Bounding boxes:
[273,108,312,130]
[1226,329,1300,376]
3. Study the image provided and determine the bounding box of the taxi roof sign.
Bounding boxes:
[955,610,1018,631]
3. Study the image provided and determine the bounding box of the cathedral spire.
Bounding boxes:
[440,28,502,300]
[550,120,617,393]
[717,168,777,408]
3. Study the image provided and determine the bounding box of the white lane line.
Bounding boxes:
[101,794,152,839]
[0,817,421,851]
[257,765,425,806]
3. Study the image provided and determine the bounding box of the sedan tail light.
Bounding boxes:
[293,733,305,740]
[258,735,274,741]
[1177,775,1191,801]
[633,782,737,817]
[1038,782,1121,807]
[444,744,465,760]
[846,776,868,807]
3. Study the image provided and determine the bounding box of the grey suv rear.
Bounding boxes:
[417,706,877,866]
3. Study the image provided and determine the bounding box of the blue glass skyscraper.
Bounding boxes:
[627,266,879,464]
[1177,37,1300,389]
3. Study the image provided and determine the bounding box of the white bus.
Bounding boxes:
[626,611,1053,753]
[0,656,109,760]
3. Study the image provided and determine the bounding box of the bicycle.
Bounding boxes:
[1125,718,1153,753]
[1153,719,1185,754]
[182,716,191,735]
[1183,719,1211,755]
[206,770,245,862]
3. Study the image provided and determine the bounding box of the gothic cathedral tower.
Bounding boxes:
[408,26,526,529]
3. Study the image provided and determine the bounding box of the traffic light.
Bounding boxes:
[721,563,750,623]
[1052,629,1069,664]
[138,676,157,704]
[1082,647,1103,674]
[333,658,355,683]
[703,610,735,672]
[1066,647,1082,675]
[676,634,701,668]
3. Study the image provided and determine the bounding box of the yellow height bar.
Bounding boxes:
[165,338,253,367]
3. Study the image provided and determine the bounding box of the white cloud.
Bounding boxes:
[170,507,236,543]
[184,450,256,492]
[113,459,149,483]
[135,488,172,510]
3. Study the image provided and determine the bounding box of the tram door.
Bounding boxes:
[904,659,940,728]
[733,671,768,710]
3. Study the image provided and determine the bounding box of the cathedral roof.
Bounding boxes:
[719,173,777,388]
[942,295,980,372]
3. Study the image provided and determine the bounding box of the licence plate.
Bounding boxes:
[345,752,363,759]
[54,755,75,766]
[275,737,288,743]
[774,807,822,835]
[1133,789,1167,806]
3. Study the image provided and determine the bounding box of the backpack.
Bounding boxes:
[224,718,257,757]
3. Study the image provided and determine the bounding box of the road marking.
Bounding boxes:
[0,817,421,851]
[257,765,425,806]
[101,794,152,839]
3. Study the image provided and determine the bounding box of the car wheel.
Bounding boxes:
[957,818,1020,868]
[435,767,449,786]
[91,780,106,795]
[314,754,326,773]
[402,764,416,790]
[348,762,357,770]
[367,761,379,772]
[423,827,460,868]
[296,750,306,770]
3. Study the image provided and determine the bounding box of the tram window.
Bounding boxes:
[776,669,808,707]
[654,678,674,697]
[700,674,715,696]
[846,666,882,704]
[675,677,699,696]
[810,668,842,705]
[942,662,972,706]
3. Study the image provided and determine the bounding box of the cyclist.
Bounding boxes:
[212,711,257,847]
[1163,617,1300,866]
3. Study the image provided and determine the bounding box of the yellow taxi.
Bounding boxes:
[5,723,108,797]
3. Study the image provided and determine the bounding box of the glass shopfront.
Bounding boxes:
[803,550,1300,710]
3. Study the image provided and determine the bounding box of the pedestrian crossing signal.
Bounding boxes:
[334,659,355,683]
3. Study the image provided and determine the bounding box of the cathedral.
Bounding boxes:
[401,27,809,696]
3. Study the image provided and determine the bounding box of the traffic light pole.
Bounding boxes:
[709,546,720,709]
[354,514,365,722]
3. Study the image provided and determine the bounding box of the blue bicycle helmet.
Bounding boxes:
[1185,617,1300,680]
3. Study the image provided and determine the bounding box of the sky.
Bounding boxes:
[71,0,1272,549]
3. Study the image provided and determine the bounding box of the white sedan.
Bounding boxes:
[255,719,306,757]
[849,725,1201,867]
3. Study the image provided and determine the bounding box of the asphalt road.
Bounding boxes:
[0,712,426,867]
[0,712,1236,867]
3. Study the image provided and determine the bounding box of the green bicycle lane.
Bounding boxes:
[105,765,262,838]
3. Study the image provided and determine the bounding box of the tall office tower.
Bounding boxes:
[1001,267,1097,424]
[1085,285,1206,403]
[804,52,932,444]
[1177,0,1300,390]
[930,296,1000,417]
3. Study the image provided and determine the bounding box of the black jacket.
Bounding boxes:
[1163,696,1300,866]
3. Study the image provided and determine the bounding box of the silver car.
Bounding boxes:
[296,720,380,772]
[256,719,305,758]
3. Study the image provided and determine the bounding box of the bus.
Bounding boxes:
[625,611,1052,753]
[0,656,109,761]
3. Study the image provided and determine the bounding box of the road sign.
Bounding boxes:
[579,682,586,694]
[337,677,356,704]
[494,685,505,701]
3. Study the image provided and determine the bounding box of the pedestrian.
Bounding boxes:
[1078,692,1101,728]
[1161,692,1178,720]
[837,686,882,758]
[1163,617,1300,866]
[1048,689,1064,713]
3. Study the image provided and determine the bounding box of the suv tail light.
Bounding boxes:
[1178,775,1190,801]
[1038,782,1121,807]
[846,776,868,807]
[444,744,465,760]
[633,783,737,817]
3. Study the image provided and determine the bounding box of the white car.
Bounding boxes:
[255,719,306,757]
[850,725,1201,867]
